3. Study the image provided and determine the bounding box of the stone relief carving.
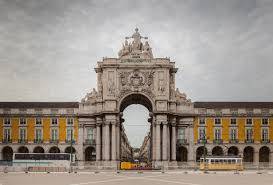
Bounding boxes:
[158,71,165,94]
[108,71,115,96]
[118,69,155,99]
[118,28,153,59]
[175,88,191,105]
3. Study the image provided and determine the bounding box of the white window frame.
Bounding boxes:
[214,118,221,125]
[3,128,11,140]
[246,128,253,140]
[3,118,11,125]
[229,128,237,140]
[50,128,59,141]
[198,127,206,140]
[66,118,74,126]
[246,118,253,125]
[19,117,27,125]
[214,128,222,140]
[177,127,185,140]
[19,128,27,140]
[262,118,269,125]
[199,117,206,125]
[230,118,237,125]
[87,127,94,140]
[35,128,43,141]
[51,117,58,125]
[35,117,42,125]
[261,128,269,141]
[66,127,74,141]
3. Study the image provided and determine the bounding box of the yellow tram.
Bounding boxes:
[200,156,243,171]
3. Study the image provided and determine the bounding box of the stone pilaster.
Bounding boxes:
[111,121,117,161]
[162,122,168,161]
[155,122,161,161]
[116,121,120,161]
[188,124,194,164]
[152,122,156,161]
[96,117,102,161]
[77,124,84,161]
[254,151,259,166]
[104,122,110,161]
[171,123,176,161]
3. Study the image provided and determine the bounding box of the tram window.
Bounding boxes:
[215,159,219,163]
[231,159,236,163]
[219,159,223,163]
[223,159,227,163]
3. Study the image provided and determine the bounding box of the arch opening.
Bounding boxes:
[85,146,96,161]
[212,146,224,156]
[228,146,239,156]
[176,146,188,162]
[119,93,153,164]
[33,146,45,153]
[196,146,207,162]
[243,146,254,163]
[49,146,60,153]
[259,146,270,163]
[18,146,29,153]
[2,146,13,161]
[65,146,76,154]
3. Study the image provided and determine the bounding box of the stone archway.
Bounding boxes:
[18,146,29,153]
[33,146,45,153]
[196,146,207,162]
[243,146,254,163]
[228,146,239,156]
[49,146,60,153]
[2,146,13,161]
[65,146,76,154]
[212,146,224,156]
[259,146,270,163]
[78,29,194,168]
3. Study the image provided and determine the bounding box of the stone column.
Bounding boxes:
[162,122,168,161]
[111,121,117,161]
[77,124,84,161]
[116,122,120,161]
[152,122,156,161]
[104,122,110,161]
[171,124,176,161]
[270,152,273,164]
[156,122,161,161]
[188,124,194,164]
[254,151,259,166]
[96,123,101,161]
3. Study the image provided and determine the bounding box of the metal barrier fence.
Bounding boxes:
[1,161,273,172]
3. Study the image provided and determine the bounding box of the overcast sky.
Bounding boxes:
[0,0,273,147]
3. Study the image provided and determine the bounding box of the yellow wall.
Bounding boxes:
[74,118,78,141]
[59,117,66,142]
[222,118,229,142]
[0,118,3,140]
[269,118,273,142]
[11,118,19,141]
[43,118,50,142]
[27,118,35,142]
[206,118,214,142]
[193,117,198,143]
[253,118,261,142]
[237,118,245,142]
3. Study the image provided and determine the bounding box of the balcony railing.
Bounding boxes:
[177,139,188,145]
[34,139,43,144]
[245,139,254,143]
[261,139,270,144]
[197,139,207,144]
[229,139,238,144]
[50,139,59,144]
[84,139,96,145]
[213,139,223,144]
[18,139,27,144]
[2,139,12,143]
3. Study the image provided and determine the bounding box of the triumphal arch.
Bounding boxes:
[78,28,195,168]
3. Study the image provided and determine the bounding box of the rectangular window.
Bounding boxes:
[19,118,27,125]
[262,128,269,141]
[177,128,185,140]
[230,128,237,140]
[36,118,42,125]
[51,128,58,141]
[35,128,42,141]
[215,118,221,125]
[67,118,74,125]
[198,128,206,140]
[262,118,268,125]
[4,128,11,141]
[230,118,237,125]
[214,128,221,140]
[4,118,11,125]
[51,118,58,125]
[246,118,252,125]
[19,128,27,140]
[66,127,74,141]
[199,118,205,125]
[246,128,253,140]
[87,128,94,140]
